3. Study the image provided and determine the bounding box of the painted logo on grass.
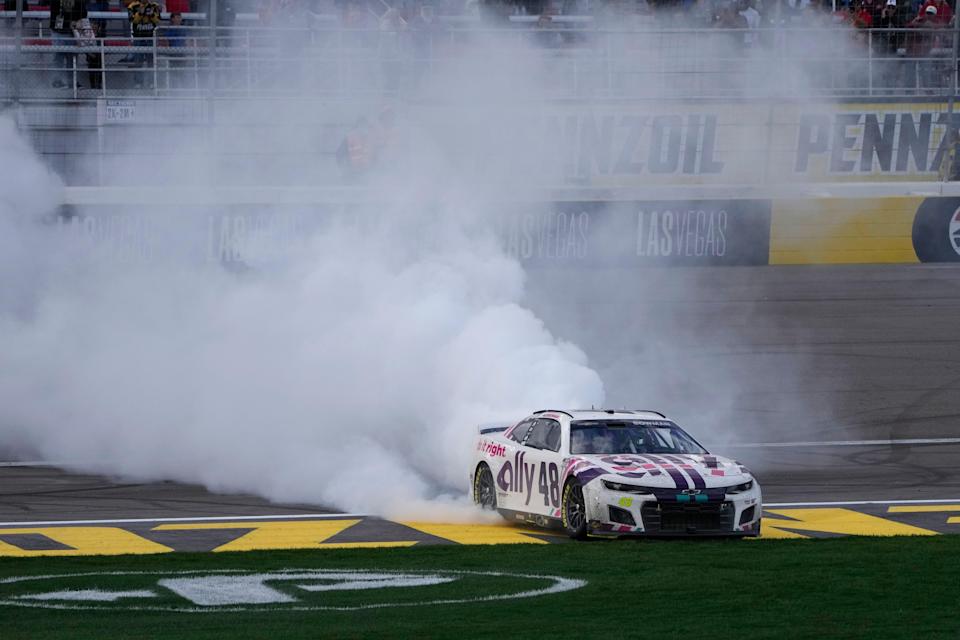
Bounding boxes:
[0,569,586,612]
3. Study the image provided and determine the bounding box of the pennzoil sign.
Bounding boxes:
[429,102,956,185]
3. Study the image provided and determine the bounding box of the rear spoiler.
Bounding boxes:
[478,422,511,435]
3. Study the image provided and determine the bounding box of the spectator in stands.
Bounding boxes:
[907,4,946,90]
[49,0,87,88]
[877,0,909,50]
[738,0,761,48]
[860,0,884,23]
[714,2,747,49]
[876,0,908,87]
[126,0,161,88]
[165,10,187,46]
[851,0,874,25]
[72,16,103,90]
[917,0,952,22]
[162,11,189,87]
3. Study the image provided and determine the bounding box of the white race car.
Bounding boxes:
[470,409,762,538]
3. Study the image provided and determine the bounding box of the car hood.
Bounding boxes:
[565,453,753,490]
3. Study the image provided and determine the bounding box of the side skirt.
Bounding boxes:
[497,508,564,531]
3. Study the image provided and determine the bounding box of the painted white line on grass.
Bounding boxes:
[0,513,368,527]
[765,498,960,507]
[722,437,960,448]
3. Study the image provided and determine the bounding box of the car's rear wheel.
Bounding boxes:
[473,464,497,510]
[562,479,588,540]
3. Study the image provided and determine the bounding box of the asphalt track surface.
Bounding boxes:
[1,264,959,541]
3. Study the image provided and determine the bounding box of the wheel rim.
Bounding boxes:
[478,469,496,509]
[566,483,585,531]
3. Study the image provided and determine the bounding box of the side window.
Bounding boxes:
[544,420,561,452]
[526,419,561,452]
[508,419,534,443]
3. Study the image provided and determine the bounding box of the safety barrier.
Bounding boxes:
[56,184,960,265]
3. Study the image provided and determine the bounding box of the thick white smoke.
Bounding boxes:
[0,21,860,518]
[0,91,604,519]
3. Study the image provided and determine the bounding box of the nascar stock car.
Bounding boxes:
[470,409,762,538]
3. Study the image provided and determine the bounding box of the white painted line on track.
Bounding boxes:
[0,462,78,467]
[0,513,368,527]
[1,500,959,527]
[722,437,960,448]
[765,498,960,507]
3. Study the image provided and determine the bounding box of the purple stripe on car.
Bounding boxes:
[644,454,691,490]
[576,467,606,486]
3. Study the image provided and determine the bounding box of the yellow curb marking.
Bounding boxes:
[888,505,960,528]
[154,520,417,552]
[400,522,554,545]
[0,507,953,556]
[763,508,940,539]
[888,504,960,513]
[0,527,173,557]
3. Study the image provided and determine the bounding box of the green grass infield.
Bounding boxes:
[0,536,958,639]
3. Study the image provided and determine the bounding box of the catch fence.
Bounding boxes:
[1,22,959,101]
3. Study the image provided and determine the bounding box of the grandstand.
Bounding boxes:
[1,0,958,101]
[2,0,959,188]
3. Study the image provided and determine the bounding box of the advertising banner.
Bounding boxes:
[415,101,956,187]
[500,200,771,267]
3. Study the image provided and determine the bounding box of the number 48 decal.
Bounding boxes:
[538,462,560,507]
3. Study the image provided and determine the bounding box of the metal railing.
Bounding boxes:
[1,24,958,101]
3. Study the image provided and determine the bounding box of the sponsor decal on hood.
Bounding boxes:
[565,453,750,490]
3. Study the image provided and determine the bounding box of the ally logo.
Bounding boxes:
[0,569,586,612]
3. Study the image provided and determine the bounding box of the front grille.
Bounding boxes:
[640,501,735,534]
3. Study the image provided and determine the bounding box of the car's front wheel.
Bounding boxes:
[562,479,588,540]
[473,464,497,511]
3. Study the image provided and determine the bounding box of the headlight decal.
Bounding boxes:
[725,480,754,494]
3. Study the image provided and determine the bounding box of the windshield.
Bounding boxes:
[569,420,708,455]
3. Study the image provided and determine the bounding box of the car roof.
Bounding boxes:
[532,409,668,421]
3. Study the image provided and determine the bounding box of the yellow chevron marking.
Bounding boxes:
[154,520,416,552]
[888,504,960,513]
[400,522,553,545]
[0,527,172,557]
[763,508,940,538]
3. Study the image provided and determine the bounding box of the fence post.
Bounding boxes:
[100,35,106,97]
[943,17,959,182]
[208,1,218,127]
[209,0,218,94]
[14,0,22,101]
[153,31,159,95]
